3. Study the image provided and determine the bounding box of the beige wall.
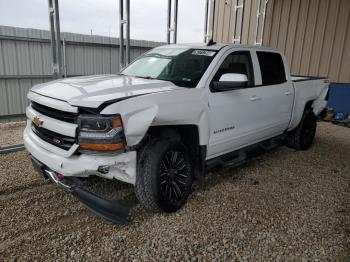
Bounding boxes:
[213,0,261,44]
[213,0,350,83]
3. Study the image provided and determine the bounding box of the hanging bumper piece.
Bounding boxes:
[30,156,129,225]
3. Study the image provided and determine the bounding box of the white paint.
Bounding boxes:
[219,73,248,82]
[24,43,329,185]
[24,125,137,184]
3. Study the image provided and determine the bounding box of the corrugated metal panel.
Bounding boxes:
[263,0,350,83]
[241,0,253,44]
[247,0,259,44]
[0,78,47,117]
[0,26,164,119]
[318,0,339,79]
[213,0,225,41]
[213,0,350,83]
[262,0,274,45]
[339,15,350,83]
[222,1,231,42]
[290,0,310,74]
[328,0,350,81]
[0,80,9,115]
[284,0,301,70]
[213,0,263,45]
[276,0,291,50]
[308,0,330,77]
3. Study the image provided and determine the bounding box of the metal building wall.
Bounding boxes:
[263,0,350,83]
[213,0,261,44]
[0,26,163,120]
[213,0,350,83]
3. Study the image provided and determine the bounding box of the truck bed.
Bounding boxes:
[288,75,329,131]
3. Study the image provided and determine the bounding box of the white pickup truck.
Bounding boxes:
[25,43,329,224]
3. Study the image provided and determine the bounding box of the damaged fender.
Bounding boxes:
[101,88,210,148]
[123,105,158,146]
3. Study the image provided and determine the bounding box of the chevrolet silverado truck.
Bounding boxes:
[25,43,329,224]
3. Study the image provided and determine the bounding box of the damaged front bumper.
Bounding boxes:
[24,124,137,184]
[31,156,129,224]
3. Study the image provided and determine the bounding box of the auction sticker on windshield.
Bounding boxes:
[192,50,216,56]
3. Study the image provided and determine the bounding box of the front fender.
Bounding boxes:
[100,88,210,147]
[123,105,158,146]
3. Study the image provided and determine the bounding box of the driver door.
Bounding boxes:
[207,50,264,158]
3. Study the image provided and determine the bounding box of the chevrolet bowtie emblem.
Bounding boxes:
[33,116,43,127]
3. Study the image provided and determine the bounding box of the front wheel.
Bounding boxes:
[286,110,317,150]
[135,139,193,212]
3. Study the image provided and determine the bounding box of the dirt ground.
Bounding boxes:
[0,121,25,147]
[0,122,349,261]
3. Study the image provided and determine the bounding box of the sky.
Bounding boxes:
[0,0,206,43]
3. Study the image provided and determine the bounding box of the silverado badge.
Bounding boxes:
[33,116,43,127]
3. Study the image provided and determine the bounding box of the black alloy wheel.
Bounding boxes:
[135,139,193,212]
[159,150,190,203]
[301,112,317,148]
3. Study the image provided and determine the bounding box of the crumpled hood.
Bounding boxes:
[31,74,182,108]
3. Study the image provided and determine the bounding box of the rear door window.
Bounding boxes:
[256,51,286,85]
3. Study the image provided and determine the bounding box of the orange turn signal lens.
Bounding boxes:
[112,118,122,128]
[79,143,124,151]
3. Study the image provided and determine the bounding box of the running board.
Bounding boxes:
[205,149,247,170]
[205,135,284,171]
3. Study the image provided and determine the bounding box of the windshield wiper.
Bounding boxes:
[134,75,156,80]
[118,74,154,79]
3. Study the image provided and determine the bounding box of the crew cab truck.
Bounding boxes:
[25,43,329,224]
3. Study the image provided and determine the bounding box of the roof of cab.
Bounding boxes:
[155,43,281,52]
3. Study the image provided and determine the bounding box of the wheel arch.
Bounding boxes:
[305,100,314,111]
[139,125,207,178]
[288,99,315,131]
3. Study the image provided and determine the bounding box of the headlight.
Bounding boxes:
[78,114,125,153]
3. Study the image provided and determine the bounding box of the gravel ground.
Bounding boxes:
[0,121,26,147]
[0,122,349,261]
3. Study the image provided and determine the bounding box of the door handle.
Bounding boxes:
[249,95,261,101]
[284,91,291,95]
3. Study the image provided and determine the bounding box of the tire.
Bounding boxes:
[286,110,317,150]
[135,139,193,212]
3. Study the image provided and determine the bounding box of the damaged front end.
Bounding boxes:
[31,156,129,224]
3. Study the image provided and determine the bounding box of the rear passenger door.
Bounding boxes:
[254,51,294,137]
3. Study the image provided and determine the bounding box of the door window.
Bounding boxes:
[212,51,255,87]
[256,51,286,85]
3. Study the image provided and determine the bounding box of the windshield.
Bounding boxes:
[121,48,217,88]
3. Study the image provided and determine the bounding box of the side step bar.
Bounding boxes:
[31,156,129,225]
[206,135,286,171]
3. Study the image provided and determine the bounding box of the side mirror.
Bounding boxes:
[212,73,248,91]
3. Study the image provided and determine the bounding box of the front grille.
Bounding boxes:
[31,102,77,123]
[31,124,75,150]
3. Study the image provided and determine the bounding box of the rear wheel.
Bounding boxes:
[286,110,317,150]
[135,139,193,212]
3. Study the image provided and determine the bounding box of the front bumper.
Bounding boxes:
[24,124,137,184]
[31,156,129,224]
